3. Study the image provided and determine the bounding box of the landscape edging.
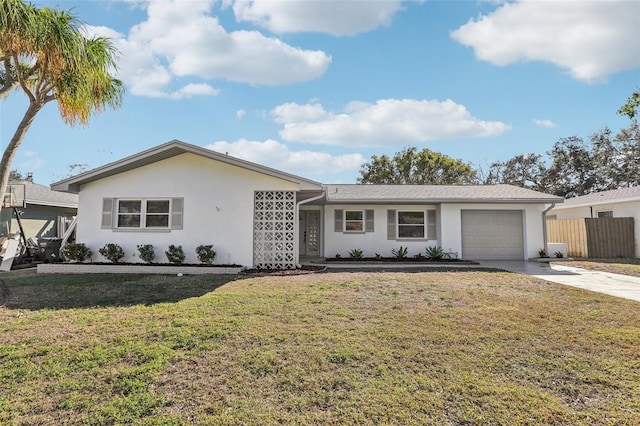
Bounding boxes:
[36,263,243,275]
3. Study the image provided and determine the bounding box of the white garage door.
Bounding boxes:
[461,210,524,260]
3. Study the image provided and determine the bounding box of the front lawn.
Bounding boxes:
[1,270,638,425]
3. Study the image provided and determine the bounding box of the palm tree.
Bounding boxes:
[0,0,124,207]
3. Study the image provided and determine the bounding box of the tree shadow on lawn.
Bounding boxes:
[1,266,513,310]
[0,270,241,310]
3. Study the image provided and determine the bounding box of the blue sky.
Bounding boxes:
[2,0,639,185]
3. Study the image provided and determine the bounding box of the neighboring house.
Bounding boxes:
[1,179,78,240]
[51,140,562,268]
[550,187,640,258]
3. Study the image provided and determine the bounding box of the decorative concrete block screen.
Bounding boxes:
[253,191,296,269]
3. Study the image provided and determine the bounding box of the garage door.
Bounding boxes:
[461,210,524,260]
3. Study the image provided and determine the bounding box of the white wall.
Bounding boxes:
[439,203,547,260]
[323,204,439,259]
[553,200,640,258]
[76,153,299,266]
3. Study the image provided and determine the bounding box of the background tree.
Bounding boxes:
[618,90,639,120]
[357,147,477,184]
[482,153,550,193]
[546,135,598,198]
[8,169,23,180]
[609,121,640,187]
[486,123,640,198]
[0,0,124,210]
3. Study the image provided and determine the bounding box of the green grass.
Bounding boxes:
[1,270,639,425]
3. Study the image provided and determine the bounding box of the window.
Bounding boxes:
[145,200,170,227]
[117,199,170,228]
[102,197,182,230]
[345,210,364,232]
[117,200,142,227]
[387,209,436,240]
[597,210,613,218]
[398,211,425,238]
[334,209,374,233]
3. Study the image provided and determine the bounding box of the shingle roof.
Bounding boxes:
[323,184,563,204]
[554,186,640,209]
[9,180,78,208]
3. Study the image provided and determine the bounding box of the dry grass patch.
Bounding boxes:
[1,270,639,425]
[557,258,640,278]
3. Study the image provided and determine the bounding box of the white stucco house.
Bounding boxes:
[51,140,563,268]
[550,187,640,258]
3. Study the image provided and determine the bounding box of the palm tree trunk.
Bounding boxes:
[0,100,43,214]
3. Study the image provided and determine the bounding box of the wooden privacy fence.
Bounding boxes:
[546,217,635,258]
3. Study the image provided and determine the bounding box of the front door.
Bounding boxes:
[299,210,320,257]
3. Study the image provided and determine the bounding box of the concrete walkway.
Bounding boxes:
[480,260,640,303]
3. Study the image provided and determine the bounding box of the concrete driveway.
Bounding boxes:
[480,260,640,303]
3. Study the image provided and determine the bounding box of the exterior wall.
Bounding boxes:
[439,203,547,260]
[553,201,640,258]
[10,205,76,239]
[76,153,299,267]
[323,204,439,259]
[1,205,76,239]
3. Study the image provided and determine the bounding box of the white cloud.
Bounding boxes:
[451,0,640,83]
[533,118,557,128]
[271,99,511,147]
[228,0,413,36]
[236,109,246,119]
[168,84,220,100]
[85,0,331,98]
[205,139,366,177]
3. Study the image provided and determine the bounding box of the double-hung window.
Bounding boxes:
[397,211,426,238]
[344,210,364,232]
[334,209,374,233]
[117,200,142,228]
[145,200,170,227]
[387,209,436,240]
[103,197,182,231]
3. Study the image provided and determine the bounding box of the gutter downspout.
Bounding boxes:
[542,203,556,256]
[295,192,326,267]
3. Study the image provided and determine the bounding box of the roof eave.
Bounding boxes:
[553,196,640,210]
[325,197,564,204]
[26,200,78,209]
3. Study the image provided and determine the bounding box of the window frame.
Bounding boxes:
[344,209,365,232]
[116,198,172,230]
[597,210,613,218]
[396,210,426,239]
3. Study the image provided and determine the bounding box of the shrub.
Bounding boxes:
[391,246,408,259]
[98,243,125,263]
[538,248,549,258]
[425,245,444,260]
[165,245,185,265]
[61,243,92,262]
[349,248,364,260]
[137,244,155,263]
[555,251,564,258]
[195,245,216,264]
